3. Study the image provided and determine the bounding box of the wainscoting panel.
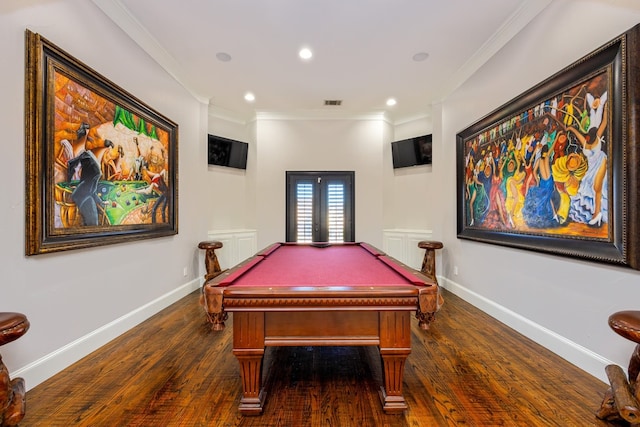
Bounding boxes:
[206,229,257,269]
[382,229,433,270]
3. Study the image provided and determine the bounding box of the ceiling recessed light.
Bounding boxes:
[412,52,429,62]
[299,47,313,60]
[216,52,232,62]
[244,92,255,102]
[386,98,397,107]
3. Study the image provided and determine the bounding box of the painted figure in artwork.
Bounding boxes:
[463,72,610,240]
[52,72,171,229]
[567,100,609,226]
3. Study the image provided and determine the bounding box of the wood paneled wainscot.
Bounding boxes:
[383,229,434,271]
[205,230,257,270]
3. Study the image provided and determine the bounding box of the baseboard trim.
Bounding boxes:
[439,276,611,383]
[13,278,202,390]
[14,276,611,389]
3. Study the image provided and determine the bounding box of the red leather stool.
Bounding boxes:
[0,312,29,427]
[597,311,640,424]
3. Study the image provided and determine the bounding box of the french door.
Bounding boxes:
[286,171,354,243]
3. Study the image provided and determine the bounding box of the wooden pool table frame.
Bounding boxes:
[201,243,442,415]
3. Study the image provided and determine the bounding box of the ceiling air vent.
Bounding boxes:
[324,100,342,106]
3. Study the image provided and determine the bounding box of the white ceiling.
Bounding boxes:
[90,0,635,124]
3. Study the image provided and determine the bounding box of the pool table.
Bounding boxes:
[201,242,443,415]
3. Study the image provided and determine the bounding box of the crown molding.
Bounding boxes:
[208,105,252,125]
[254,109,391,122]
[438,0,552,102]
[91,0,209,105]
[393,111,432,127]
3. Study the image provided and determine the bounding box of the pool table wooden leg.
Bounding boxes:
[232,312,266,415]
[416,287,444,330]
[378,311,411,413]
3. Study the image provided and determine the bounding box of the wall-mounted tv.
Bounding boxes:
[207,134,248,169]
[391,134,432,169]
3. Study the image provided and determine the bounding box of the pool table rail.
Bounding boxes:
[201,243,442,331]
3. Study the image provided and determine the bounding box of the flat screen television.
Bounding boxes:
[391,134,432,169]
[207,134,248,169]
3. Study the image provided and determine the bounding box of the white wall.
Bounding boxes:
[436,0,640,380]
[388,115,434,231]
[0,0,209,387]
[253,115,387,248]
[206,113,253,231]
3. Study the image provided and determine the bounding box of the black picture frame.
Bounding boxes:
[456,24,640,270]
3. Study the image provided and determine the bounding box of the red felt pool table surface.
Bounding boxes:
[201,242,442,415]
[222,242,425,287]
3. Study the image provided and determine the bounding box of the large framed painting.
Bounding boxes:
[456,24,640,270]
[25,30,179,255]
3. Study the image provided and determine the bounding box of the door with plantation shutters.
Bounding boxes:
[286,171,354,243]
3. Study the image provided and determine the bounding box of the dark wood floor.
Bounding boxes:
[22,288,618,426]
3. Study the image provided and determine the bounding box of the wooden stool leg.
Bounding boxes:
[197,242,228,326]
[204,249,222,280]
[630,344,640,385]
[596,386,618,422]
[418,240,443,284]
[198,241,225,282]
[597,312,640,424]
[0,312,29,427]
[609,364,640,423]
[0,356,26,427]
[416,241,444,329]
[421,249,437,281]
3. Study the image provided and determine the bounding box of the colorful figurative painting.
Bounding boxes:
[25,30,178,255]
[456,23,640,270]
[53,72,171,229]
[462,71,610,240]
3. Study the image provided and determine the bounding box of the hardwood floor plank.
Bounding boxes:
[22,289,614,426]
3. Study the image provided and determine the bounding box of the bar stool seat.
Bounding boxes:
[1,312,29,427]
[610,311,640,345]
[0,313,29,346]
[609,311,640,386]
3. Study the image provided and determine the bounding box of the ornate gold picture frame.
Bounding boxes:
[25,30,179,255]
